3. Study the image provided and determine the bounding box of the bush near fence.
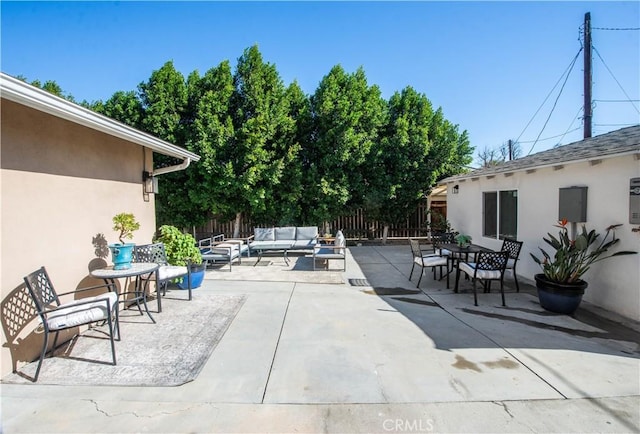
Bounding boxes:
[194,202,437,242]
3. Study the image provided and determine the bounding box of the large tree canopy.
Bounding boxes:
[59,45,473,233]
[301,65,387,225]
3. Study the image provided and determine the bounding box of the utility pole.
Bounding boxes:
[583,12,592,139]
[508,139,513,160]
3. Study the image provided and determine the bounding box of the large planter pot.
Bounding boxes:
[534,273,588,315]
[109,243,135,270]
[178,263,206,290]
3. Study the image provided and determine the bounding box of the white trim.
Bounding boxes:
[0,73,200,162]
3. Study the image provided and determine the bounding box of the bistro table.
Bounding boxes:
[90,262,160,323]
[439,243,493,292]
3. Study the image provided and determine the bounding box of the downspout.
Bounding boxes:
[151,157,192,177]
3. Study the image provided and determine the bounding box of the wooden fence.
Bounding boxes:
[194,200,444,241]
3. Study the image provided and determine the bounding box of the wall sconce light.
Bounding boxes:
[452,184,459,194]
[143,171,159,194]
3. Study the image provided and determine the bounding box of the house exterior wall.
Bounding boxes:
[446,155,640,322]
[1,99,157,376]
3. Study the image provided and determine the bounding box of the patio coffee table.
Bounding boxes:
[253,242,294,266]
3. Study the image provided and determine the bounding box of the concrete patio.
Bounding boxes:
[2,245,639,433]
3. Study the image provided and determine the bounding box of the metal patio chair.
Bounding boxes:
[23,266,119,382]
[454,251,509,306]
[409,238,449,288]
[133,243,192,307]
[501,238,524,292]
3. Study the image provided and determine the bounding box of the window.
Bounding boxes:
[483,190,517,239]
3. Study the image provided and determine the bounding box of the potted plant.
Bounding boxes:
[530,219,637,314]
[155,225,205,289]
[109,212,140,270]
[454,233,472,248]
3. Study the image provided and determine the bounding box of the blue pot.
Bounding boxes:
[109,243,135,270]
[535,274,587,315]
[177,264,206,289]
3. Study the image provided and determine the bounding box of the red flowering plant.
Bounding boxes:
[530,219,636,284]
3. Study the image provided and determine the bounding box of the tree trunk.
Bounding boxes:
[233,212,242,238]
[382,225,389,245]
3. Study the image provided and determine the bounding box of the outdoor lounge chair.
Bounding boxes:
[409,238,449,288]
[313,230,346,271]
[454,251,509,306]
[501,238,523,292]
[23,266,119,382]
[198,235,247,271]
[134,243,192,306]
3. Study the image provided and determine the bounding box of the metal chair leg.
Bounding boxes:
[472,278,479,306]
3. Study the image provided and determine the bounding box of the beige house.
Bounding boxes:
[440,125,640,322]
[0,73,200,376]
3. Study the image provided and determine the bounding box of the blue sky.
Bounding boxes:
[2,1,639,165]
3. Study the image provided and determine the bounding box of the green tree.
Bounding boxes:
[92,90,143,128]
[183,61,237,226]
[225,45,298,234]
[136,61,196,229]
[366,87,473,243]
[302,65,386,228]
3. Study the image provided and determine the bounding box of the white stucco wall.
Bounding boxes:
[446,155,640,321]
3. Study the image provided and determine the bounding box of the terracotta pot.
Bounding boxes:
[534,274,588,315]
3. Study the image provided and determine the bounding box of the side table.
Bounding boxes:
[91,262,160,324]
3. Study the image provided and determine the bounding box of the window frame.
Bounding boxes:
[482,189,518,240]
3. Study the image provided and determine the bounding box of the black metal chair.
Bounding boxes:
[133,243,192,306]
[501,238,523,292]
[23,267,119,382]
[409,238,449,288]
[454,251,509,306]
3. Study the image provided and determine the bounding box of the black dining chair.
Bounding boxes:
[454,251,509,306]
[409,238,450,288]
[23,267,119,381]
[134,243,192,307]
[501,238,524,292]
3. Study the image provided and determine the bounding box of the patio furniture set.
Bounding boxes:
[21,242,193,382]
[197,226,347,271]
[409,236,523,306]
[19,229,345,381]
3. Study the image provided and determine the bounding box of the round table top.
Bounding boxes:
[90,262,159,279]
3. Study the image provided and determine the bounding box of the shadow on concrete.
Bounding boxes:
[349,245,640,359]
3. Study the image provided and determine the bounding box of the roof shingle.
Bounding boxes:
[442,125,640,183]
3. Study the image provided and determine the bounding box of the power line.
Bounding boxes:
[593,45,640,114]
[594,123,639,127]
[592,27,640,31]
[594,99,640,103]
[526,50,582,155]
[518,127,581,144]
[515,48,583,147]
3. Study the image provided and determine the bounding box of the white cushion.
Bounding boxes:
[422,256,448,267]
[314,247,344,259]
[334,230,346,253]
[46,292,118,330]
[158,265,188,280]
[275,226,296,240]
[296,226,318,240]
[438,249,452,256]
[254,228,275,241]
[459,262,502,280]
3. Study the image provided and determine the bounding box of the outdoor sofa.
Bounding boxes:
[249,226,319,252]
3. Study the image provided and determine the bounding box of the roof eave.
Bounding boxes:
[0,72,200,162]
